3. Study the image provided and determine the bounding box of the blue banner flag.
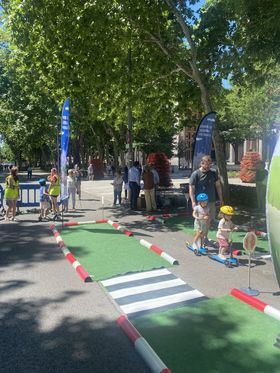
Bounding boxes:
[192,112,216,171]
[60,98,70,200]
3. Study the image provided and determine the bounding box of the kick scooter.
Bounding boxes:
[186,236,208,256]
[208,231,239,268]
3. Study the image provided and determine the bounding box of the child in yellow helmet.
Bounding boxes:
[216,205,236,259]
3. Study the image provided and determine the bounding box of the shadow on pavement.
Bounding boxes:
[0,293,149,373]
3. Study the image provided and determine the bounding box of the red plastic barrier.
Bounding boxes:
[151,244,163,255]
[64,221,78,226]
[96,219,108,223]
[123,229,133,237]
[76,265,91,282]
[117,315,141,344]
[230,288,266,312]
[232,250,242,256]
[65,253,76,264]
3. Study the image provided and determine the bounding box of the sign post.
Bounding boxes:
[241,231,259,296]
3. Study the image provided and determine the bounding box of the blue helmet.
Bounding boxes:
[196,193,208,202]
[38,178,46,186]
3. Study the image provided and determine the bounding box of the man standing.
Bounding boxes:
[128,161,141,210]
[189,155,224,235]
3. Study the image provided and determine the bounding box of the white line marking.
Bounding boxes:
[110,278,186,299]
[101,269,171,287]
[121,289,204,314]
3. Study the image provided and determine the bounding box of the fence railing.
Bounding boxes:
[0,183,40,208]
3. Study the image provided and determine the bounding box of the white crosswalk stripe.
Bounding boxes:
[101,269,207,318]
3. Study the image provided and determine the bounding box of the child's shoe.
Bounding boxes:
[218,254,226,260]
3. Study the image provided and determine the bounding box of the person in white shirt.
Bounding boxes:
[88,163,94,181]
[66,169,77,210]
[112,169,123,206]
[192,193,209,250]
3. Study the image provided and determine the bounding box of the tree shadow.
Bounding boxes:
[0,222,62,269]
[0,294,149,373]
[133,301,280,373]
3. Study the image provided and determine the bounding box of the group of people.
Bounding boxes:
[38,165,82,221]
[3,163,83,221]
[111,161,159,212]
[189,155,236,259]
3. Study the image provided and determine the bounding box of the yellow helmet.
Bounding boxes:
[220,205,234,216]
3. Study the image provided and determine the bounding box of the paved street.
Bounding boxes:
[1,176,279,373]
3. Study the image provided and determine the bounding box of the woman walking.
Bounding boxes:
[4,166,19,221]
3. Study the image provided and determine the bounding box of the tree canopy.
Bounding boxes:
[0,0,279,186]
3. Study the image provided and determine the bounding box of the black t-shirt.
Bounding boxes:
[189,169,218,202]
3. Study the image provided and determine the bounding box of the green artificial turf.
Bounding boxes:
[133,296,280,373]
[60,223,170,281]
[165,215,269,253]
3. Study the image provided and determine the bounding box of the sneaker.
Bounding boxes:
[218,254,226,260]
[4,215,9,221]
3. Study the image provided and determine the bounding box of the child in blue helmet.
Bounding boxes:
[192,193,210,250]
[38,178,49,221]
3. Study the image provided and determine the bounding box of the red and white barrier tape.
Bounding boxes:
[139,239,178,265]
[50,225,92,282]
[117,315,172,373]
[62,219,108,227]
[107,219,133,237]
[231,288,280,321]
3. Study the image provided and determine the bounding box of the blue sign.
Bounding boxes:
[192,112,216,171]
[60,98,70,200]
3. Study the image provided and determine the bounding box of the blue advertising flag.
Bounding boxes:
[60,98,70,200]
[192,112,216,171]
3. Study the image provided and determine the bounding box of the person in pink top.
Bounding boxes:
[216,205,237,259]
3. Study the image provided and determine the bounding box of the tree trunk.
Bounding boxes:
[127,47,133,162]
[193,69,229,200]
[164,0,229,200]
[233,142,239,164]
